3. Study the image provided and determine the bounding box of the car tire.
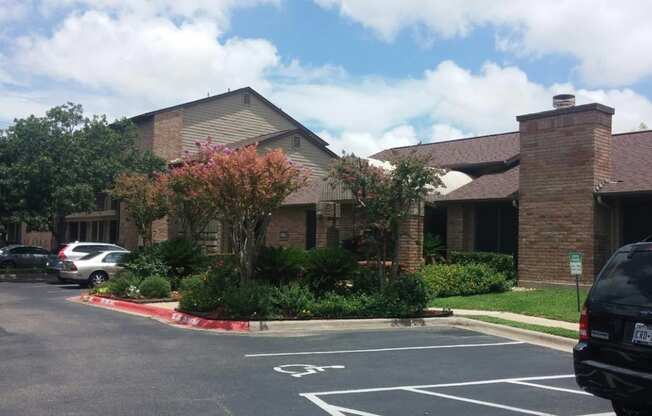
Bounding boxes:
[612,401,646,416]
[87,271,109,288]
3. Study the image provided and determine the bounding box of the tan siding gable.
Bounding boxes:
[258,133,335,178]
[181,91,295,152]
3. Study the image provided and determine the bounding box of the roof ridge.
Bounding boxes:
[381,130,519,152]
[612,129,652,137]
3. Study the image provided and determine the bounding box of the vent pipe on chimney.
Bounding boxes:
[553,94,575,109]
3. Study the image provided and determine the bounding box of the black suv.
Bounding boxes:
[574,242,652,415]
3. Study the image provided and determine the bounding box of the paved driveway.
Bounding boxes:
[0,281,613,415]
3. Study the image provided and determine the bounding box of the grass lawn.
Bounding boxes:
[430,287,589,323]
[465,315,579,339]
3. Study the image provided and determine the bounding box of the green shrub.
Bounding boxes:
[255,246,308,284]
[157,238,210,278]
[272,283,315,318]
[382,274,429,316]
[423,233,446,262]
[350,267,379,294]
[222,281,275,319]
[99,270,143,297]
[179,275,218,312]
[138,276,171,299]
[178,264,237,312]
[311,293,366,318]
[420,263,510,298]
[123,248,169,280]
[304,247,359,295]
[449,251,516,281]
[123,239,210,290]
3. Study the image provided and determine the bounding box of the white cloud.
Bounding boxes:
[0,0,30,23]
[319,124,420,157]
[11,10,279,114]
[272,60,652,156]
[315,0,652,86]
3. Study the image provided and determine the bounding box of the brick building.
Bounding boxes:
[370,95,652,286]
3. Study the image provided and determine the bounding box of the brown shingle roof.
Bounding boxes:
[443,166,519,202]
[599,130,652,195]
[371,131,520,169]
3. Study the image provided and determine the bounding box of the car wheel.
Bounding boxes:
[87,271,109,288]
[612,401,646,416]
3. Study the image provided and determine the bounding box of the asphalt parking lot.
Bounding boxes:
[0,280,613,416]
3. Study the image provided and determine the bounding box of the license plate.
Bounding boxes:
[632,323,652,346]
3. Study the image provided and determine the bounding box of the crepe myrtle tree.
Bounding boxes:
[192,142,309,283]
[329,150,443,285]
[156,157,217,244]
[110,172,168,247]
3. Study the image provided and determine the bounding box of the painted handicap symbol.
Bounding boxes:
[273,364,345,378]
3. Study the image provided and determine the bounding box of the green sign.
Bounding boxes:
[569,252,583,276]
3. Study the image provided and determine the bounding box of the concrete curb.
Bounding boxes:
[69,296,577,352]
[451,317,576,353]
[72,296,249,332]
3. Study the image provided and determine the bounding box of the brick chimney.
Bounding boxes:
[517,96,614,286]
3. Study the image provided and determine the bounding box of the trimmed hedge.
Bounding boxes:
[419,263,510,298]
[449,251,516,281]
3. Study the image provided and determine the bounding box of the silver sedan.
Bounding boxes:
[59,250,130,287]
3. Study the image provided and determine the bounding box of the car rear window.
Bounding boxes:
[73,244,117,253]
[80,252,103,261]
[591,250,652,307]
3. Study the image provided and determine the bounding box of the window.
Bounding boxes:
[591,250,652,307]
[243,93,251,105]
[109,220,118,243]
[292,136,301,148]
[103,252,127,264]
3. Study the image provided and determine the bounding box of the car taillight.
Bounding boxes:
[58,245,68,260]
[579,305,590,341]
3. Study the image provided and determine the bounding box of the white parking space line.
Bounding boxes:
[302,393,382,416]
[403,388,556,416]
[245,341,525,357]
[302,374,574,396]
[301,374,604,416]
[507,380,592,396]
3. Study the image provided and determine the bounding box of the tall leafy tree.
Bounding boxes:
[0,103,164,244]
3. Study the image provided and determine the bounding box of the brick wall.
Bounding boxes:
[517,104,614,285]
[266,206,308,249]
[446,203,475,252]
[151,110,183,162]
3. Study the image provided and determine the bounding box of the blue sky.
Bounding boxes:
[2,0,652,156]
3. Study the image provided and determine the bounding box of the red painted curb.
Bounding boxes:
[74,296,249,332]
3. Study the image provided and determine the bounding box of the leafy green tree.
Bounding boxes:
[0,103,164,244]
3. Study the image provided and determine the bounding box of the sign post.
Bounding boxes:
[569,252,583,312]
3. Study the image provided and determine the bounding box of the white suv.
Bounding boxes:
[56,242,126,262]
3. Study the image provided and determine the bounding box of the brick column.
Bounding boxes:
[517,103,614,286]
[398,202,424,272]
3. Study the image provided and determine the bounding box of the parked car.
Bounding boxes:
[59,250,130,287]
[574,242,652,415]
[0,245,54,269]
[56,242,126,262]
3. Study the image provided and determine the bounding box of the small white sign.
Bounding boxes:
[273,364,345,378]
[569,252,583,276]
